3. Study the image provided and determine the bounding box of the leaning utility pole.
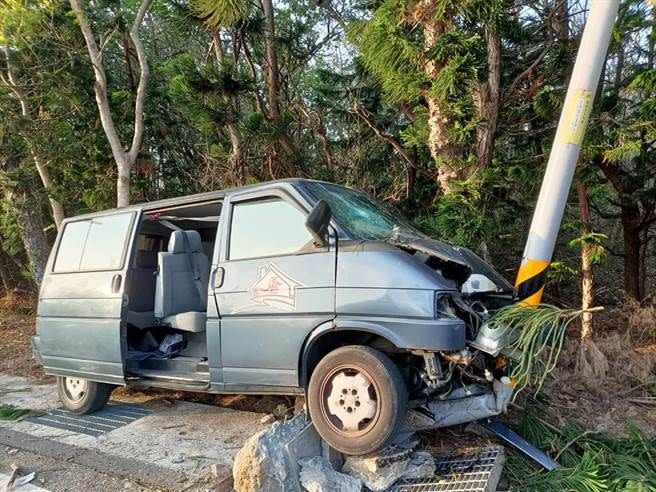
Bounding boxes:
[515,0,620,305]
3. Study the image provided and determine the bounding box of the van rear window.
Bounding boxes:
[54,213,134,272]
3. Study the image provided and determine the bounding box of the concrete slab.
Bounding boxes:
[0,376,58,411]
[0,472,51,491]
[0,374,269,487]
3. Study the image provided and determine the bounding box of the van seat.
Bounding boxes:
[127,250,158,329]
[154,230,209,333]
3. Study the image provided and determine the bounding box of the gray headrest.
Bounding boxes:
[135,250,158,268]
[168,230,202,254]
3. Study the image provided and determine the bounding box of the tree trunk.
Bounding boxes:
[120,30,137,93]
[241,36,267,115]
[227,122,244,185]
[575,180,608,379]
[622,209,642,300]
[475,27,501,169]
[211,30,244,186]
[0,246,14,293]
[31,153,65,228]
[553,0,569,43]
[577,181,594,342]
[117,159,131,209]
[260,0,297,160]
[597,158,644,301]
[615,196,643,300]
[70,0,153,208]
[261,0,281,120]
[411,0,464,193]
[9,192,50,289]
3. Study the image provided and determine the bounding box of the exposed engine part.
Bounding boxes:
[422,352,442,382]
[469,322,520,356]
[440,348,475,367]
[451,293,487,339]
[413,351,452,390]
[459,366,492,385]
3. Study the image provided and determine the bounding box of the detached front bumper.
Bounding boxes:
[404,379,514,431]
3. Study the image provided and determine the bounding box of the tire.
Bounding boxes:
[56,376,113,415]
[307,345,408,456]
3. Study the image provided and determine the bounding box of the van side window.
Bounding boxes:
[54,213,134,272]
[229,198,312,260]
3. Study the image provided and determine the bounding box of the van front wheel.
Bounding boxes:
[57,376,113,414]
[307,345,408,456]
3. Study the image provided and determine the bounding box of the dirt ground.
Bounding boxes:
[1,293,655,437]
[0,309,49,382]
[537,305,656,437]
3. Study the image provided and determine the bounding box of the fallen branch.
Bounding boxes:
[626,397,656,406]
[3,464,18,492]
[554,430,596,461]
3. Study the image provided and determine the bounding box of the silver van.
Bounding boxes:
[32,179,516,455]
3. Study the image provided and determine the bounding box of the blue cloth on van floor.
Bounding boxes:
[128,333,186,360]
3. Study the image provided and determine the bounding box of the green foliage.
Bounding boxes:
[507,413,656,492]
[421,182,490,248]
[189,0,250,29]
[0,404,40,421]
[548,261,578,283]
[0,0,654,308]
[533,87,564,120]
[569,232,608,265]
[347,4,425,104]
[488,304,589,394]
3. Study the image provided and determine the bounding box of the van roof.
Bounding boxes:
[68,178,324,220]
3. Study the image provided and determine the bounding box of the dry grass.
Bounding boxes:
[540,300,656,437]
[0,290,36,316]
[625,299,656,345]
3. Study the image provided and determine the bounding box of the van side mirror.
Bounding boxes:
[305,200,332,246]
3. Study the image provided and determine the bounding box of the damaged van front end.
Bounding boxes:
[382,237,518,431]
[301,181,519,434]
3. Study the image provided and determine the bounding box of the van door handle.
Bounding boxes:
[211,267,225,289]
[111,274,122,293]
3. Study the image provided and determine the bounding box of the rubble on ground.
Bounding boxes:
[341,447,413,492]
[232,412,309,491]
[401,451,436,479]
[299,456,361,492]
[231,410,445,492]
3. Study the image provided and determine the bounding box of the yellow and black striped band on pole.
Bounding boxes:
[514,259,550,305]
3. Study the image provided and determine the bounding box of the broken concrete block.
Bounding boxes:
[232,413,309,492]
[342,447,412,492]
[299,456,362,492]
[402,451,436,479]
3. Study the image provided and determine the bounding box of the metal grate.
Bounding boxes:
[27,402,151,437]
[387,446,505,492]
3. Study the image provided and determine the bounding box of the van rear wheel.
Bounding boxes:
[56,376,113,414]
[307,345,407,456]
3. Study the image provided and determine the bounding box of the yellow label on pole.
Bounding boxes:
[560,89,593,145]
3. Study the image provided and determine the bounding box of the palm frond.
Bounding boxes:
[189,0,251,29]
[488,303,594,394]
[0,404,41,421]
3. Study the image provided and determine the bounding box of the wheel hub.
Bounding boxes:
[326,370,377,432]
[64,377,87,401]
